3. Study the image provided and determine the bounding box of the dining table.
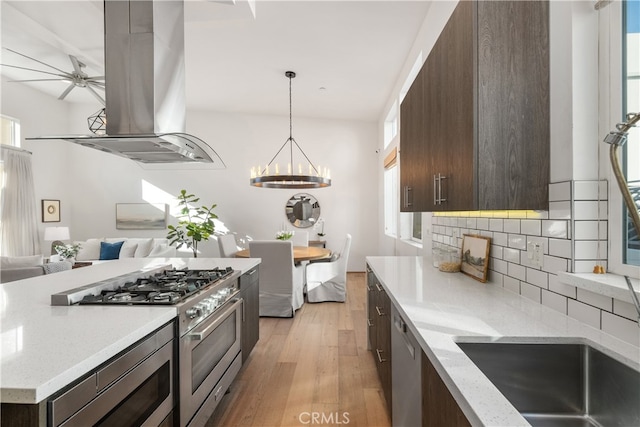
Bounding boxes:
[235,246,331,263]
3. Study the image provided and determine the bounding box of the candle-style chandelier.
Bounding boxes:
[250,71,331,189]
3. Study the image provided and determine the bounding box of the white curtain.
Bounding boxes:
[0,146,41,256]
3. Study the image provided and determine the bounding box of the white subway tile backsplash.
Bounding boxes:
[503,276,520,293]
[521,220,542,236]
[573,221,607,240]
[503,248,521,264]
[573,181,607,201]
[542,290,568,314]
[613,299,639,322]
[503,219,520,234]
[573,201,607,220]
[542,220,569,239]
[549,201,571,219]
[574,260,608,274]
[492,232,508,247]
[577,288,612,311]
[574,240,604,260]
[542,255,568,274]
[492,258,508,275]
[568,300,601,329]
[477,218,489,230]
[490,245,503,259]
[521,282,542,303]
[527,268,549,289]
[601,312,640,346]
[489,219,503,232]
[549,238,572,258]
[508,234,527,250]
[549,274,577,298]
[508,263,527,281]
[549,181,571,201]
[430,183,638,343]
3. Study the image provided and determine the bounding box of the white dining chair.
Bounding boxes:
[249,240,305,317]
[305,234,351,303]
[289,230,309,247]
[218,233,239,257]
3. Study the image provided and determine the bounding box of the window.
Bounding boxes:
[1,115,21,148]
[383,103,398,149]
[384,165,398,237]
[622,0,639,266]
[602,0,640,275]
[412,212,422,241]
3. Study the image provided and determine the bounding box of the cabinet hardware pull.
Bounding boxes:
[404,186,412,207]
[376,349,387,363]
[375,283,383,292]
[367,319,373,327]
[376,306,385,316]
[434,173,447,205]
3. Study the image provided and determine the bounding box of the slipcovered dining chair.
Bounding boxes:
[305,234,351,303]
[218,233,239,258]
[249,240,305,317]
[289,230,309,247]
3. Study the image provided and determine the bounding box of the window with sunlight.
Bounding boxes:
[384,166,398,237]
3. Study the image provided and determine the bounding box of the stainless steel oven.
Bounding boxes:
[48,322,175,427]
[179,296,242,426]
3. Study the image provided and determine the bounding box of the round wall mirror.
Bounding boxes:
[286,193,320,228]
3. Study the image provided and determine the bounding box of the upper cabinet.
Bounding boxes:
[400,1,550,212]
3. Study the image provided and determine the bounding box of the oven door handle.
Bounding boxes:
[187,298,243,341]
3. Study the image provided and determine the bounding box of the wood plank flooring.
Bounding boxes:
[206,272,391,427]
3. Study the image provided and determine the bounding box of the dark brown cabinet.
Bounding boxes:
[400,0,549,212]
[422,352,471,427]
[366,266,392,413]
[240,266,259,363]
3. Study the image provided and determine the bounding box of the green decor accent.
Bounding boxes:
[167,190,217,258]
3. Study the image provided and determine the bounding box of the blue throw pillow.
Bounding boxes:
[99,241,125,260]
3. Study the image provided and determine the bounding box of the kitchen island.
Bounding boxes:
[366,256,640,426]
[0,257,259,408]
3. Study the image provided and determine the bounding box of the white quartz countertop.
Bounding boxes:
[366,256,640,427]
[0,257,260,404]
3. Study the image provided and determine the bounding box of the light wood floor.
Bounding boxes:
[206,272,391,427]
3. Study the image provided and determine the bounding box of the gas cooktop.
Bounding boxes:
[77,267,235,306]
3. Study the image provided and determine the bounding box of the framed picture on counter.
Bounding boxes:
[42,199,60,222]
[461,234,491,282]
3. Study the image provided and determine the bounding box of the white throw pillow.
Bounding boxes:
[148,244,176,257]
[75,240,102,261]
[131,238,154,258]
[119,242,138,258]
[0,254,44,268]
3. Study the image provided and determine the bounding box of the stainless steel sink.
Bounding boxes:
[456,342,639,427]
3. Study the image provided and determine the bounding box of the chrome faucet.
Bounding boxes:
[624,276,640,326]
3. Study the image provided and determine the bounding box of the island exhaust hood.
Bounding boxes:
[28,0,225,166]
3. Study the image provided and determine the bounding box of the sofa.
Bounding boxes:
[0,254,72,283]
[72,238,177,262]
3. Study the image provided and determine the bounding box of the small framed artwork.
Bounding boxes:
[461,234,491,283]
[42,199,61,222]
[116,203,167,230]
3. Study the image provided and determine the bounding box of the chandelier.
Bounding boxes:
[250,71,331,188]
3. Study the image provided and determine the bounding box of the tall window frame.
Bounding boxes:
[601,0,640,275]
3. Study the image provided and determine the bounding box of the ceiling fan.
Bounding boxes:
[1,48,105,105]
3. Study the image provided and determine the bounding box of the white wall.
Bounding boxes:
[3,83,378,271]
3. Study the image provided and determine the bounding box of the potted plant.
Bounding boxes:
[276,230,294,240]
[54,243,82,262]
[167,189,218,258]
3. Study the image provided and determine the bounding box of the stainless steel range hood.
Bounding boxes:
[28,0,225,166]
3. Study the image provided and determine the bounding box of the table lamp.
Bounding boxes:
[44,226,70,255]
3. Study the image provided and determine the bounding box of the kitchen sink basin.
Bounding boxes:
[456,341,639,427]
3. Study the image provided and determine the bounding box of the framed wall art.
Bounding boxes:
[116,203,167,230]
[42,199,60,222]
[461,234,491,282]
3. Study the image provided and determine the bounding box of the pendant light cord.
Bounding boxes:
[289,73,294,166]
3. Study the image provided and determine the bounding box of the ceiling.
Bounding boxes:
[1,0,431,122]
